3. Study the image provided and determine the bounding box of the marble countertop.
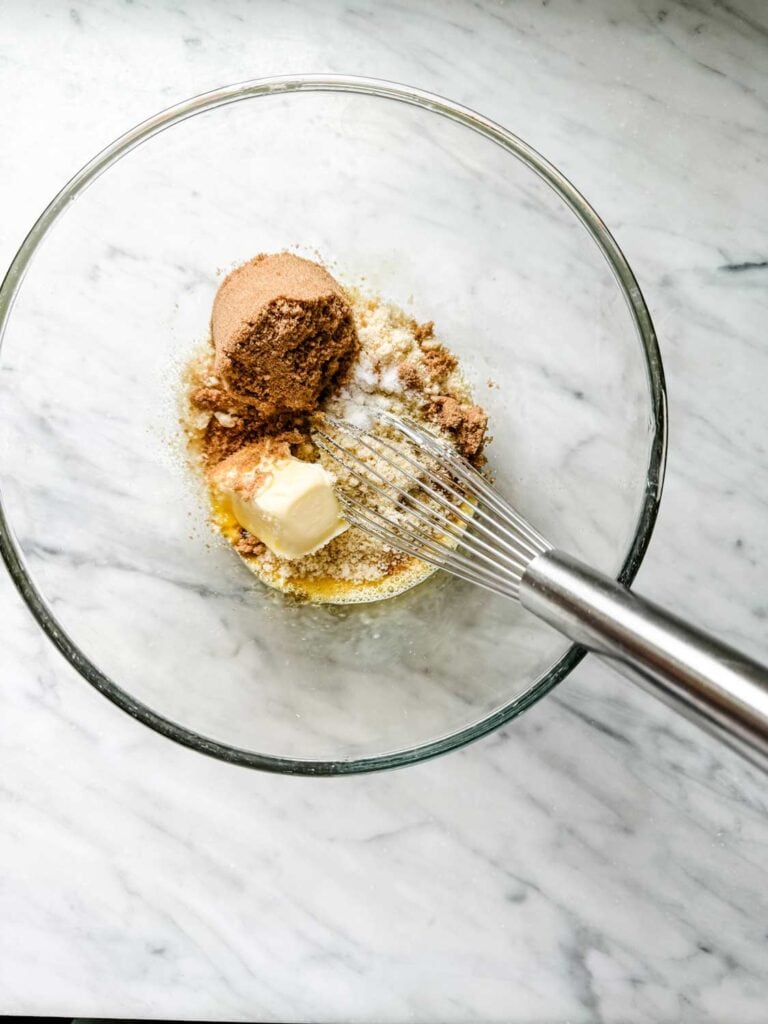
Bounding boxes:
[1,1,766,1020]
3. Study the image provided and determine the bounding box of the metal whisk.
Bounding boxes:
[315,411,768,770]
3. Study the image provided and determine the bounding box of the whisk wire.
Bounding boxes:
[315,431,531,578]
[377,411,551,554]
[314,413,555,595]
[320,413,768,772]
[327,415,542,563]
[338,495,521,599]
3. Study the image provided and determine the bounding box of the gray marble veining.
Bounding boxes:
[0,0,766,1021]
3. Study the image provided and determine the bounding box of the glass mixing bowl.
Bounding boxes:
[0,76,666,774]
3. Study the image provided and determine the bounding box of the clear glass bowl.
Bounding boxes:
[0,76,666,774]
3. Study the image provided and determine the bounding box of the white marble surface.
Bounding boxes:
[1,0,767,1020]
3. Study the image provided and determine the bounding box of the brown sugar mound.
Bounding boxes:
[212,252,359,420]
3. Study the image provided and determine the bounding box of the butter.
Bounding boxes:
[211,448,348,560]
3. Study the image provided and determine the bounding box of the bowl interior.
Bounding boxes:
[0,82,662,771]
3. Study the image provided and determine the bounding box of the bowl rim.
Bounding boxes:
[0,74,668,776]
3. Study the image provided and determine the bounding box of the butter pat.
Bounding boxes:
[210,444,348,559]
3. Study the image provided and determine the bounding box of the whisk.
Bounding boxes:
[315,412,768,770]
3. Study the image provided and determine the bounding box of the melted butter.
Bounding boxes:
[211,496,242,543]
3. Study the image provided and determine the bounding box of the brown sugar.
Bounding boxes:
[397,362,424,391]
[410,319,435,342]
[211,252,359,421]
[234,531,266,557]
[189,253,359,467]
[456,404,488,461]
[421,345,457,382]
[208,438,292,496]
[426,395,488,462]
[195,399,306,467]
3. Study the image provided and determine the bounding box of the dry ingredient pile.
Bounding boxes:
[182,252,488,603]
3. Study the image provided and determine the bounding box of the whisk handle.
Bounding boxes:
[521,549,768,770]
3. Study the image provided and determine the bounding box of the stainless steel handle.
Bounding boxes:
[520,549,768,770]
